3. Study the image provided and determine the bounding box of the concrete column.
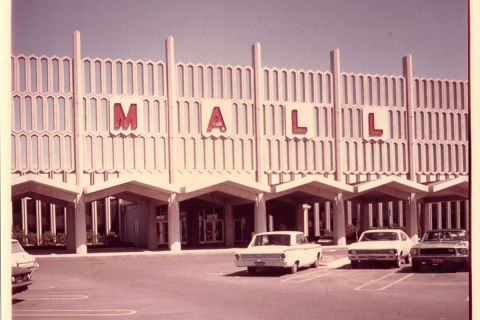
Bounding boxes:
[456,201,461,228]
[50,204,56,234]
[105,198,111,234]
[268,214,274,232]
[465,200,469,231]
[325,201,331,232]
[22,198,28,236]
[346,201,352,225]
[75,194,87,254]
[92,201,98,242]
[303,204,311,237]
[360,203,370,232]
[252,42,264,183]
[314,203,320,237]
[333,193,346,245]
[423,203,433,232]
[36,200,41,244]
[331,49,345,183]
[398,201,404,227]
[403,55,418,182]
[436,202,443,229]
[254,193,267,233]
[446,202,452,228]
[146,201,157,250]
[224,205,234,247]
[166,36,178,185]
[377,202,383,227]
[406,193,419,242]
[388,202,394,227]
[295,205,303,232]
[66,204,77,253]
[168,193,181,251]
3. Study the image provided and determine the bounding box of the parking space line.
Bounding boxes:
[17,294,89,300]
[377,273,414,290]
[12,309,137,317]
[354,272,414,291]
[28,285,55,290]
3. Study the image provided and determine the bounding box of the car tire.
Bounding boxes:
[247,267,257,275]
[351,260,359,269]
[289,262,299,274]
[412,260,421,272]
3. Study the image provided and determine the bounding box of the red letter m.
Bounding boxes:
[114,103,137,130]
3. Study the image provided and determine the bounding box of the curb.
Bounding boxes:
[34,245,348,259]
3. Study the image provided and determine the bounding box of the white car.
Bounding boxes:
[12,239,39,271]
[234,231,322,275]
[348,229,412,268]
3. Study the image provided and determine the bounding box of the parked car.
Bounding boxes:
[234,231,322,275]
[12,267,33,294]
[12,239,39,271]
[348,229,413,268]
[410,229,469,271]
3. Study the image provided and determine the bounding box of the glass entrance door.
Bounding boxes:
[199,219,224,244]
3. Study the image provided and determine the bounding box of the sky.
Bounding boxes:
[12,0,468,80]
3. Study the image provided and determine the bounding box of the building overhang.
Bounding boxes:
[422,176,469,202]
[267,175,354,202]
[12,174,81,205]
[351,175,429,202]
[178,177,271,202]
[83,175,179,203]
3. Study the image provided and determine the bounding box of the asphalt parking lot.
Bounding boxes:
[13,249,469,320]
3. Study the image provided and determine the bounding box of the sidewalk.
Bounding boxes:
[33,244,348,259]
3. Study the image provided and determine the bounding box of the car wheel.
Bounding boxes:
[351,260,359,269]
[247,267,256,275]
[289,262,299,274]
[412,260,421,272]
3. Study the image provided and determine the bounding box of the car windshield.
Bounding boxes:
[12,241,25,253]
[360,232,399,241]
[252,234,291,246]
[423,230,468,242]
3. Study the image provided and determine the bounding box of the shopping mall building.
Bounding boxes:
[10,32,469,254]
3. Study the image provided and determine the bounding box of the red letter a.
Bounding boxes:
[207,107,227,132]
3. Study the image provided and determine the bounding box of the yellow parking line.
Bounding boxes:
[12,309,137,317]
[17,294,88,300]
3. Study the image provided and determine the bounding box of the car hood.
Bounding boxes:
[412,241,468,249]
[236,245,291,254]
[12,252,37,267]
[349,241,402,250]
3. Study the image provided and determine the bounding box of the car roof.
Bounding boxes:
[255,231,302,236]
[363,229,403,233]
[425,229,467,232]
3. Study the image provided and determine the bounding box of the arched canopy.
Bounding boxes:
[267,175,354,202]
[83,175,179,204]
[350,175,429,202]
[12,174,80,206]
[422,176,469,202]
[178,176,270,203]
